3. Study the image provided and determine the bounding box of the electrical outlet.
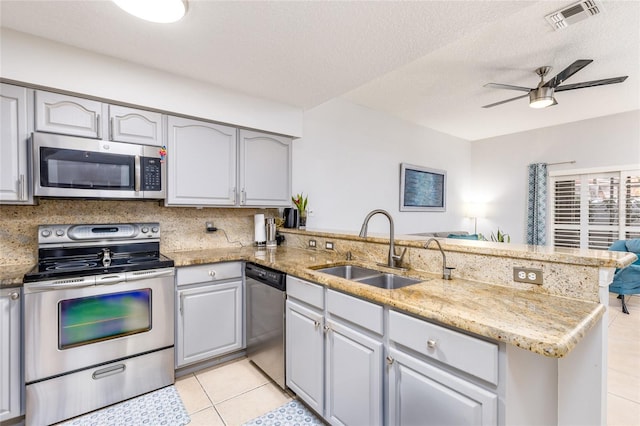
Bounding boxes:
[309,239,317,248]
[325,241,334,250]
[513,267,543,285]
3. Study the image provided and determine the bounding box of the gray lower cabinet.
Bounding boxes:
[286,277,384,425]
[285,298,324,414]
[176,263,243,368]
[388,310,498,426]
[325,318,383,426]
[0,287,23,422]
[387,348,497,426]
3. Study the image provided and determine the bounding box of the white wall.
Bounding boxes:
[293,98,473,235]
[0,29,302,137]
[471,110,640,244]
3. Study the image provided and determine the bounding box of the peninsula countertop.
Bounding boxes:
[167,245,605,359]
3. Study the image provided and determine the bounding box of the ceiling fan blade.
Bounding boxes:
[543,59,593,88]
[484,83,532,92]
[555,76,629,92]
[481,93,529,108]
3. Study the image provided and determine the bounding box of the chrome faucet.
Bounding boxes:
[424,238,454,280]
[359,209,407,269]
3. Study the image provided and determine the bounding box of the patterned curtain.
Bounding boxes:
[527,163,548,245]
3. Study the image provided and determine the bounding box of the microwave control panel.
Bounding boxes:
[141,157,162,191]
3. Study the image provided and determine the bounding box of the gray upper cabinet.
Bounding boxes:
[109,105,163,146]
[166,116,238,206]
[239,129,292,207]
[1,83,33,204]
[35,90,102,138]
[35,90,164,146]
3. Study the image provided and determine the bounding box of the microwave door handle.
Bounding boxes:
[134,155,141,193]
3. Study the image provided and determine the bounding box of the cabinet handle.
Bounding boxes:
[9,292,19,300]
[427,339,437,349]
[314,320,320,330]
[323,325,330,333]
[231,187,237,204]
[241,189,246,205]
[208,270,216,277]
[96,114,101,139]
[109,117,114,141]
[18,174,26,201]
[386,355,394,365]
[179,293,184,315]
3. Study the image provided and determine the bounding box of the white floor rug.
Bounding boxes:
[59,385,190,426]
[243,400,324,426]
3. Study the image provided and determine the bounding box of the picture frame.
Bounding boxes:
[399,163,446,212]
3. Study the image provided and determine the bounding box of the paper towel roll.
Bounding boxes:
[254,214,266,243]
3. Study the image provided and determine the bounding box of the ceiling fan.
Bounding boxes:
[482,59,628,109]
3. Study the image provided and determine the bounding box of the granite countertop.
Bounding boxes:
[168,246,604,359]
[4,246,605,359]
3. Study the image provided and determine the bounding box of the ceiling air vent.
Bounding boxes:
[545,0,605,30]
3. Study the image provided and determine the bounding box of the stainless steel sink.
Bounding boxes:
[317,265,380,280]
[357,273,422,289]
[314,264,423,289]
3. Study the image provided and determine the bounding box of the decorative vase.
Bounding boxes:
[298,209,307,229]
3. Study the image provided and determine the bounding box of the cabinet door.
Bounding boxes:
[35,90,102,138]
[325,319,383,426]
[166,116,237,206]
[286,299,324,414]
[176,280,243,367]
[239,129,291,207]
[1,288,22,421]
[388,348,497,426]
[0,84,31,203]
[109,105,163,146]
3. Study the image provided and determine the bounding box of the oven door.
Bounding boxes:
[33,132,147,199]
[24,268,174,383]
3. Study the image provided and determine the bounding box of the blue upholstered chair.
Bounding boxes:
[608,239,640,314]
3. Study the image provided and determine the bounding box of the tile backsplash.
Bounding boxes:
[0,199,278,265]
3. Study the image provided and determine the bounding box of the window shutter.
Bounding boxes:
[553,178,581,248]
[550,170,640,250]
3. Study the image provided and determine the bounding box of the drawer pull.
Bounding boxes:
[92,364,126,380]
[427,339,438,349]
[209,270,216,277]
[386,356,394,365]
[10,291,20,300]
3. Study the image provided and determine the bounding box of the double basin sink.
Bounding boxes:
[313,264,423,290]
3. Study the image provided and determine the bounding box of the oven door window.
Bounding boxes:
[40,147,135,190]
[59,289,151,349]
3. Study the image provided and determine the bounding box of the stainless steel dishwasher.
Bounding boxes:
[245,262,287,389]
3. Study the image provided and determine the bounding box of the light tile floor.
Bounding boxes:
[177,295,640,425]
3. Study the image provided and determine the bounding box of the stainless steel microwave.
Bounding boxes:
[32,132,166,199]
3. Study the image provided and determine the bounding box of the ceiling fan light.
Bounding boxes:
[529,87,555,109]
[113,0,187,23]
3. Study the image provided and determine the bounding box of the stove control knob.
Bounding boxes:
[141,227,149,233]
[41,229,52,238]
[151,226,159,233]
[55,229,65,237]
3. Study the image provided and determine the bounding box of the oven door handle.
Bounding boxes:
[96,274,127,285]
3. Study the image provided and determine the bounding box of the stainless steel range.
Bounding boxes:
[23,223,175,426]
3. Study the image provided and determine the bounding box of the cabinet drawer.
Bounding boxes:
[327,289,383,335]
[389,310,498,385]
[177,262,242,286]
[287,276,324,309]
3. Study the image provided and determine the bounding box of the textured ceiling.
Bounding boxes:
[1,0,639,140]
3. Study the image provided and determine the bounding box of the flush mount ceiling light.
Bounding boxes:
[112,0,187,23]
